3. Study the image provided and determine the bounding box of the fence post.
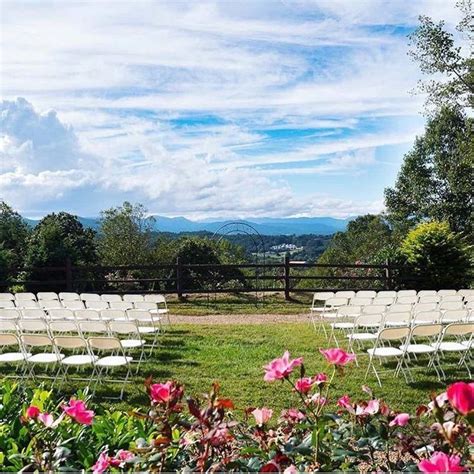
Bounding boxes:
[176,257,183,299]
[284,254,291,300]
[65,257,73,291]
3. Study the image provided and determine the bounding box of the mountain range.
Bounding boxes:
[24,215,350,236]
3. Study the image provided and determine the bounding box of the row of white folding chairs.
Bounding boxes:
[0,291,167,303]
[0,332,134,399]
[0,298,169,315]
[362,322,473,386]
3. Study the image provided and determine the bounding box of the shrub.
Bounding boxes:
[399,221,472,289]
[0,350,472,472]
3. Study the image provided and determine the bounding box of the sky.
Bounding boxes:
[0,0,464,219]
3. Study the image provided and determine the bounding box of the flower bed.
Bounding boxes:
[0,348,472,472]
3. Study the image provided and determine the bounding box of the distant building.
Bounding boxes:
[270,243,298,251]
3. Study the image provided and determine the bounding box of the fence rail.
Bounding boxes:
[1,256,471,299]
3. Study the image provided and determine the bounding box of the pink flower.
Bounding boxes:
[310,393,327,406]
[263,351,303,382]
[110,450,134,467]
[150,381,175,404]
[319,348,356,366]
[418,451,465,473]
[37,412,54,427]
[284,466,298,474]
[389,413,410,427]
[428,392,448,411]
[63,398,94,425]
[209,426,232,447]
[294,377,315,394]
[92,452,111,474]
[314,373,328,385]
[337,395,355,414]
[446,382,474,416]
[282,408,306,422]
[25,405,40,419]
[252,407,273,426]
[364,399,380,415]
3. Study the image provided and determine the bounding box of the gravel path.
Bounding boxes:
[170,313,310,324]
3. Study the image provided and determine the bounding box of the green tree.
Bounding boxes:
[409,0,473,112]
[24,212,98,290]
[98,202,155,265]
[399,220,471,289]
[0,201,30,269]
[384,106,473,235]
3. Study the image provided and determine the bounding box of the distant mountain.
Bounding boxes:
[24,215,350,236]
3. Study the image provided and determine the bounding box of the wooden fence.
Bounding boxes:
[1,255,464,300]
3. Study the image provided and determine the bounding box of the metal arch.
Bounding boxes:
[212,221,266,303]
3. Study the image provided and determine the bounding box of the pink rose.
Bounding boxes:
[337,395,355,414]
[37,412,54,427]
[63,398,94,425]
[446,382,474,416]
[282,408,306,422]
[319,348,356,366]
[150,381,175,404]
[284,465,298,474]
[314,373,328,385]
[310,393,327,406]
[263,351,303,382]
[364,399,380,415]
[25,405,40,419]
[389,413,410,427]
[252,407,273,426]
[294,377,314,394]
[418,451,465,473]
[110,449,134,467]
[92,452,111,474]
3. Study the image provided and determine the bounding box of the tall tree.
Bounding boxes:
[98,202,155,265]
[409,0,473,112]
[0,201,30,269]
[384,106,473,235]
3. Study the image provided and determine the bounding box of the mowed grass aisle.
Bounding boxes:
[89,322,463,415]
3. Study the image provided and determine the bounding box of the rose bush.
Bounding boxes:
[0,350,472,472]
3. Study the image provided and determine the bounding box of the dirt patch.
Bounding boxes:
[169,313,311,324]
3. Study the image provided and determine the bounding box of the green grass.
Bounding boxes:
[166,292,311,315]
[6,322,466,417]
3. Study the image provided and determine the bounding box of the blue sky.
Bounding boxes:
[0,0,463,219]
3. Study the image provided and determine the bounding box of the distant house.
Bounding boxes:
[270,243,298,251]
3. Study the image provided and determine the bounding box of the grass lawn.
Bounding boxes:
[18,322,466,417]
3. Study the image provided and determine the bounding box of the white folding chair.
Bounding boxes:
[88,336,133,400]
[40,299,63,309]
[437,289,457,297]
[440,301,464,312]
[397,295,418,305]
[21,334,64,381]
[59,292,81,301]
[365,326,411,386]
[80,293,101,302]
[123,294,144,303]
[413,303,438,315]
[101,294,123,303]
[397,290,416,297]
[134,301,157,311]
[79,321,110,337]
[356,290,376,298]
[362,304,387,315]
[401,324,444,380]
[55,336,97,383]
[85,300,109,311]
[372,297,394,306]
[348,297,373,307]
[21,308,47,320]
[15,300,40,309]
[418,295,440,304]
[377,290,397,298]
[62,300,85,310]
[335,291,356,298]
[388,304,413,314]
[0,300,15,308]
[458,289,474,298]
[384,311,411,327]
[14,292,36,302]
[100,309,127,322]
[74,309,101,321]
[347,313,383,355]
[0,293,14,301]
[109,320,145,372]
[18,319,50,335]
[0,308,20,320]
[411,310,441,325]
[126,309,161,352]
[328,306,361,345]
[47,308,75,320]
[309,292,334,312]
[430,323,473,379]
[0,333,30,376]
[37,292,59,301]
[418,290,437,297]
[109,301,133,311]
[441,310,468,324]
[440,295,463,303]
[313,297,348,335]
[144,294,170,326]
[0,319,18,333]
[49,320,79,336]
